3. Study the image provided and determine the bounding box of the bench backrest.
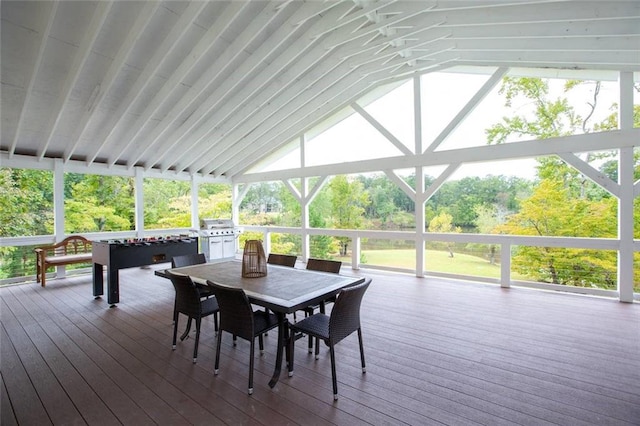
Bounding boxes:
[40,236,92,256]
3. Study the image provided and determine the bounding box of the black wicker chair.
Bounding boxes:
[297,258,343,351]
[207,281,280,395]
[166,270,219,363]
[267,253,297,267]
[288,278,371,400]
[171,253,216,337]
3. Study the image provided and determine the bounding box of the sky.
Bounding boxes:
[257,70,627,181]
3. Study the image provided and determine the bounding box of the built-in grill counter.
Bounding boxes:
[198,219,243,262]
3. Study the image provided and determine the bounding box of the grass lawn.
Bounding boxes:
[337,249,529,280]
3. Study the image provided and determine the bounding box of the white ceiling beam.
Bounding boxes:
[170,2,362,173]
[451,36,640,52]
[233,128,639,184]
[429,1,640,26]
[447,18,640,39]
[126,1,284,170]
[197,34,455,175]
[65,1,162,163]
[85,1,210,165]
[106,1,226,167]
[452,50,639,69]
[36,1,113,161]
[213,44,457,176]
[146,1,335,172]
[8,1,58,158]
[226,52,462,177]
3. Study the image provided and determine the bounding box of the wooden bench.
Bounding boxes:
[35,236,93,287]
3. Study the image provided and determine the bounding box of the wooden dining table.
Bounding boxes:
[167,260,365,388]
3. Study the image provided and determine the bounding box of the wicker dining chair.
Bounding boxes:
[207,281,280,395]
[166,271,219,363]
[267,253,297,268]
[171,253,216,338]
[288,278,371,400]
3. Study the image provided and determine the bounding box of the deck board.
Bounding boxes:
[1,265,639,425]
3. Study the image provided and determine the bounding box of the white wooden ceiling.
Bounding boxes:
[2,1,639,180]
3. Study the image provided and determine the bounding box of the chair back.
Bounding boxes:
[267,253,297,267]
[172,253,206,268]
[207,281,255,340]
[306,258,342,274]
[329,278,371,344]
[167,271,203,316]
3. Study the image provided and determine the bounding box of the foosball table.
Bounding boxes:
[92,236,198,306]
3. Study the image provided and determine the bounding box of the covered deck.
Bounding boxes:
[2,266,638,425]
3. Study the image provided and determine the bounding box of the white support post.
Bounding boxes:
[300,135,310,261]
[53,159,65,278]
[190,176,199,230]
[414,76,425,277]
[500,243,511,288]
[263,230,271,255]
[617,72,634,302]
[351,236,360,270]
[232,184,240,226]
[134,167,144,237]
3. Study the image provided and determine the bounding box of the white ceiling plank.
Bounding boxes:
[425,67,508,153]
[105,0,216,167]
[452,50,639,69]
[144,1,330,172]
[36,1,113,161]
[65,1,162,164]
[192,30,451,174]
[8,1,59,158]
[84,0,209,165]
[126,1,283,170]
[451,36,640,52]
[168,3,362,173]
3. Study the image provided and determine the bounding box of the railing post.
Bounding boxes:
[351,236,360,270]
[500,242,511,288]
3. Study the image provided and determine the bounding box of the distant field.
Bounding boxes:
[337,249,529,280]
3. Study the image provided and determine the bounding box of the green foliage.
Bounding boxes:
[143,178,190,229]
[1,168,53,237]
[64,173,134,232]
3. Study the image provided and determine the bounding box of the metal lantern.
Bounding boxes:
[242,240,267,278]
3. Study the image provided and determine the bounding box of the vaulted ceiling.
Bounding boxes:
[2,1,639,181]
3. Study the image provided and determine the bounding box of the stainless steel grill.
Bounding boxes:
[198,219,242,261]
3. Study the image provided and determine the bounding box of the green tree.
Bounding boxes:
[327,175,370,256]
[428,211,461,257]
[497,179,618,286]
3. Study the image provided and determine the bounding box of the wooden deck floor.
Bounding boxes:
[1,265,639,425]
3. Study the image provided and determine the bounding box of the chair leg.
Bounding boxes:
[193,317,201,363]
[357,328,366,373]
[180,317,192,341]
[213,312,218,333]
[214,330,222,375]
[258,334,264,355]
[329,344,338,401]
[172,312,179,349]
[314,337,320,360]
[248,339,255,395]
[308,334,313,353]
